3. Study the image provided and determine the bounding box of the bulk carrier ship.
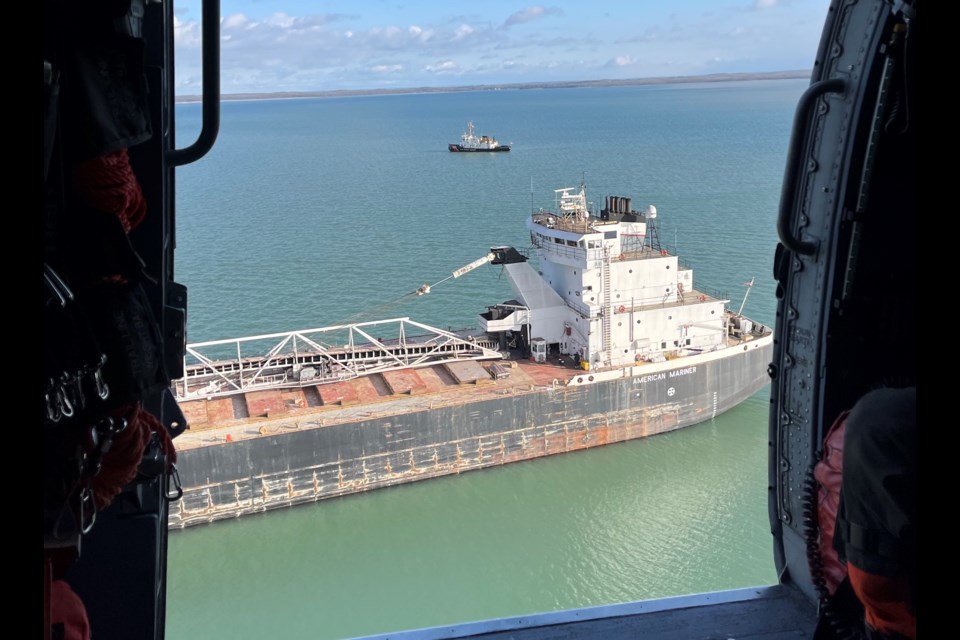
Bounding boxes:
[170,185,773,528]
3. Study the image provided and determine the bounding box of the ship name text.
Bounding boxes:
[633,366,697,385]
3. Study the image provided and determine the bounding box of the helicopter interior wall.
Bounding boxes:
[767,0,917,618]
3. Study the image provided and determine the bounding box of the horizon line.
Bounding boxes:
[175,69,811,103]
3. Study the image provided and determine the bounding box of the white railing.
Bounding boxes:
[175,317,502,401]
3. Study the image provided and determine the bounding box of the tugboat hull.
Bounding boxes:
[449,144,511,152]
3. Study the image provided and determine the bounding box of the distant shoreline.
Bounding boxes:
[175,70,810,104]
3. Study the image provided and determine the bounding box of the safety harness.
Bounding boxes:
[44,2,180,638]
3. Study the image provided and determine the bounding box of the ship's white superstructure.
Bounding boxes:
[480,185,744,371]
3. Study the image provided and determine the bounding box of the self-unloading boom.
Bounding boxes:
[452,253,495,279]
[413,253,495,296]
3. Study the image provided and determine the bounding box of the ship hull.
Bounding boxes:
[448,144,511,152]
[170,337,772,528]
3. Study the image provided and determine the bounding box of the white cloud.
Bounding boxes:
[171,2,821,94]
[425,60,458,73]
[409,25,434,42]
[223,14,249,29]
[503,6,563,29]
[173,15,201,49]
[265,13,295,29]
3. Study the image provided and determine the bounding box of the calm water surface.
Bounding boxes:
[166,79,806,639]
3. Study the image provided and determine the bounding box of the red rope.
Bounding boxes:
[90,405,177,511]
[68,151,179,510]
[72,148,147,233]
[147,408,179,468]
[814,411,848,595]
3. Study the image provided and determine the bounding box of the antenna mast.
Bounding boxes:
[736,277,755,316]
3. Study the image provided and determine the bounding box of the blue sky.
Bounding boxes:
[172,1,828,95]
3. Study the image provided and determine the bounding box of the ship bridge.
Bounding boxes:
[529,191,657,268]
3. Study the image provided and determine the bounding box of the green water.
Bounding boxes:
[166,390,775,639]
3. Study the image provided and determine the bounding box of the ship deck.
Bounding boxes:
[352,584,816,640]
[174,352,585,452]
[173,331,770,452]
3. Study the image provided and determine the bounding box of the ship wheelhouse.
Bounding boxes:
[482,186,738,370]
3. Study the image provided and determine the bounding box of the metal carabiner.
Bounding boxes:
[45,382,63,423]
[57,384,74,419]
[166,463,183,501]
[79,487,97,535]
[93,365,110,401]
[43,263,75,308]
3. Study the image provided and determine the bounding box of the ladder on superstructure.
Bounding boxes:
[601,247,613,367]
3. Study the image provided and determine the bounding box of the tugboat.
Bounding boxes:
[448,121,511,152]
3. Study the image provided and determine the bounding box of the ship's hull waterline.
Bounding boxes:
[170,337,771,528]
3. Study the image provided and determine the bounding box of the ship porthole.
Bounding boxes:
[577,377,583,383]
[588,376,594,382]
[744,345,748,351]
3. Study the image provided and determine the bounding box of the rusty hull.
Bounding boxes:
[170,342,772,528]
